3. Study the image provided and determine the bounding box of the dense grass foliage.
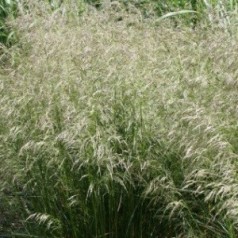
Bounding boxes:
[1,0,238,46]
[1,1,238,238]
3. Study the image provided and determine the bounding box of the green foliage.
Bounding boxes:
[0,0,18,46]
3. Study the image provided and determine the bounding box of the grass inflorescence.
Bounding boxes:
[1,0,238,46]
[1,1,238,238]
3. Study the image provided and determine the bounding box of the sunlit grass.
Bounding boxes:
[1,0,238,46]
[1,1,238,238]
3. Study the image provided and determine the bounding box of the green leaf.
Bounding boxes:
[158,9,197,21]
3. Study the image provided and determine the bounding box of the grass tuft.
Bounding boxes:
[1,1,238,237]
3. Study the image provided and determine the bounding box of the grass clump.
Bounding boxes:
[1,1,238,238]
